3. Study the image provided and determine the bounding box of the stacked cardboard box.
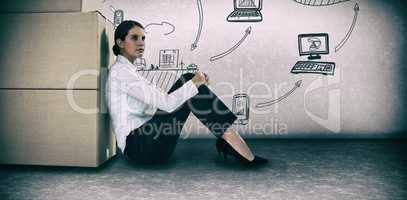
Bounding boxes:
[0,1,116,167]
[0,0,101,13]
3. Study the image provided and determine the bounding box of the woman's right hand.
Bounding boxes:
[191,72,209,88]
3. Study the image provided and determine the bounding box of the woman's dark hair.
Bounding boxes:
[112,20,144,56]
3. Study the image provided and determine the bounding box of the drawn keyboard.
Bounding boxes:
[231,10,260,17]
[290,61,335,75]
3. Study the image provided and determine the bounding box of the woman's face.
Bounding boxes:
[118,26,145,62]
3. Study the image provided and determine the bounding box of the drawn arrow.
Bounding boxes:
[104,5,116,24]
[109,5,115,13]
[335,3,359,52]
[145,21,176,35]
[191,0,203,51]
[255,80,302,108]
[210,26,252,62]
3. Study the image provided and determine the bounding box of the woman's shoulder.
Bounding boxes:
[108,61,142,80]
[109,61,133,73]
[110,59,127,69]
[110,55,134,71]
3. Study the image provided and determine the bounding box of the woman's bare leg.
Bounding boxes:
[222,127,255,161]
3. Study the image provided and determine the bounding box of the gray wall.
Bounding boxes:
[100,0,407,138]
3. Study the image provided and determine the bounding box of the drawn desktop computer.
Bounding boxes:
[291,33,336,75]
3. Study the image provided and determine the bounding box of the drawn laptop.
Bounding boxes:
[227,0,263,22]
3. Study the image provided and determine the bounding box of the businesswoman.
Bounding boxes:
[105,20,267,166]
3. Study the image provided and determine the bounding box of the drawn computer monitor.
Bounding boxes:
[235,0,262,10]
[227,0,263,22]
[298,33,329,60]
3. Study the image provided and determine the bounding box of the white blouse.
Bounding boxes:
[105,55,199,153]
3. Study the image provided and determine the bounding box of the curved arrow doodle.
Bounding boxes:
[210,26,252,62]
[191,0,203,51]
[145,21,176,35]
[293,0,350,6]
[255,80,302,108]
[335,3,359,52]
[109,5,115,13]
[98,5,115,25]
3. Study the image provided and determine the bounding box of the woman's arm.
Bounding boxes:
[111,66,199,113]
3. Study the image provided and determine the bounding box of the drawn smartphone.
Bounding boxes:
[232,93,249,125]
[114,10,124,27]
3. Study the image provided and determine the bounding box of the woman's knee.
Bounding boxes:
[180,72,195,81]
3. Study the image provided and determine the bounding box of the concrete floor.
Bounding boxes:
[0,139,406,200]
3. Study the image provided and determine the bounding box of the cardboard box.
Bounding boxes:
[0,11,117,167]
[0,90,116,167]
[0,0,101,13]
[0,11,114,89]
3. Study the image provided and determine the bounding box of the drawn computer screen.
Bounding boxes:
[236,0,260,9]
[232,94,249,125]
[298,33,329,55]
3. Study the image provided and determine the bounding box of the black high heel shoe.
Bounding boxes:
[216,138,268,166]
